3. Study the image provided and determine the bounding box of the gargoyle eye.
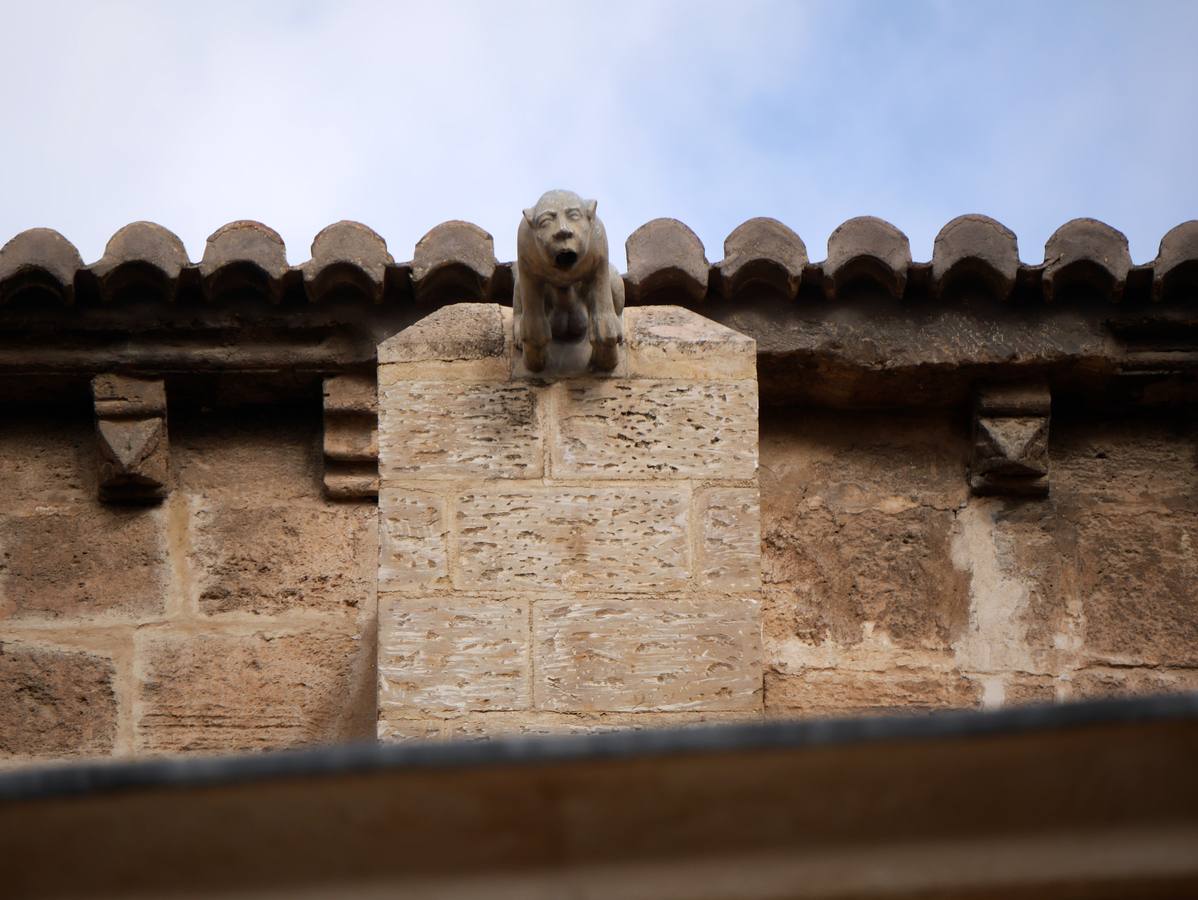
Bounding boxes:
[537,215,554,228]
[566,209,582,221]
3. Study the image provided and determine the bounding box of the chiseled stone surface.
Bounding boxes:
[191,503,375,616]
[378,488,448,592]
[626,306,756,380]
[378,595,528,712]
[0,641,117,758]
[534,596,761,712]
[0,507,168,621]
[765,669,981,715]
[698,487,762,592]
[136,629,372,752]
[379,381,542,479]
[455,486,691,592]
[377,302,508,381]
[552,379,757,479]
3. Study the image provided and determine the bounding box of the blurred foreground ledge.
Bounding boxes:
[3,693,1197,900]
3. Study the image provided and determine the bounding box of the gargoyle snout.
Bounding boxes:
[553,225,574,241]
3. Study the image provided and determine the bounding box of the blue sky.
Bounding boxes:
[1,0,1195,265]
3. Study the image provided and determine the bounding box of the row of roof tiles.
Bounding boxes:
[0,215,1195,307]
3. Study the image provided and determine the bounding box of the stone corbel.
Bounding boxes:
[92,374,169,503]
[323,374,378,500]
[970,384,1050,497]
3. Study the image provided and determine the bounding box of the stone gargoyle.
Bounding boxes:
[513,189,625,373]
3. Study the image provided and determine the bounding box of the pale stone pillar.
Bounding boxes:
[376,304,761,740]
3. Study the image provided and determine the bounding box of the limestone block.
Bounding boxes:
[698,487,761,591]
[534,596,761,712]
[191,503,375,616]
[323,374,378,500]
[765,670,981,715]
[378,595,528,712]
[378,489,449,592]
[455,486,691,592]
[1066,667,1198,701]
[378,302,508,381]
[0,508,168,621]
[0,641,116,758]
[136,629,371,752]
[625,306,756,380]
[379,381,542,480]
[552,380,757,479]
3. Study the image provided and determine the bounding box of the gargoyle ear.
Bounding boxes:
[523,207,535,226]
[584,199,597,220]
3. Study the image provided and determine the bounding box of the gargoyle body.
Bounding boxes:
[513,189,625,373]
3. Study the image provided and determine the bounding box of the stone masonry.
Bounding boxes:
[376,304,762,740]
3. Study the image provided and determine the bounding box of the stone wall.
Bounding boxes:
[0,399,377,764]
[375,305,763,741]
[761,408,1198,715]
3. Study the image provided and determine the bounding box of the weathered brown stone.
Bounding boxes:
[1042,218,1131,303]
[199,220,288,303]
[552,379,757,479]
[625,219,709,305]
[717,217,806,300]
[932,214,1019,301]
[191,503,374,616]
[765,670,981,715]
[410,221,496,304]
[824,217,910,300]
[379,381,542,480]
[303,220,392,304]
[455,486,691,592]
[1152,219,1198,302]
[377,303,509,380]
[1066,667,1198,700]
[0,228,82,305]
[0,507,167,621]
[0,417,94,511]
[0,642,116,758]
[91,221,189,303]
[378,595,528,713]
[698,487,761,592]
[136,629,373,752]
[383,709,759,742]
[534,596,761,712]
[378,488,449,592]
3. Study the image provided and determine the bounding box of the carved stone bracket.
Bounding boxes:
[92,374,169,503]
[323,374,378,500]
[970,384,1051,497]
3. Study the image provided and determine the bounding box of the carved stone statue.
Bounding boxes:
[513,189,625,373]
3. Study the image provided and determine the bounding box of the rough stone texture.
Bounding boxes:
[552,380,757,479]
[970,383,1051,497]
[765,670,981,715]
[93,374,170,503]
[378,489,448,592]
[192,504,374,616]
[0,227,82,304]
[534,597,761,712]
[698,487,761,592]
[380,381,542,479]
[378,595,528,712]
[199,220,288,302]
[0,642,117,757]
[378,304,761,739]
[136,629,373,752]
[0,507,168,621]
[1153,219,1198,300]
[454,486,691,592]
[323,374,379,500]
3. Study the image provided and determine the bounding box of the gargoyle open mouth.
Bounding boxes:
[554,250,579,270]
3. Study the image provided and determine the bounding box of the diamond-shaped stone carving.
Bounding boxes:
[93,374,168,503]
[970,384,1050,497]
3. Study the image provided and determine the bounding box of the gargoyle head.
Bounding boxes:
[523,189,597,272]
